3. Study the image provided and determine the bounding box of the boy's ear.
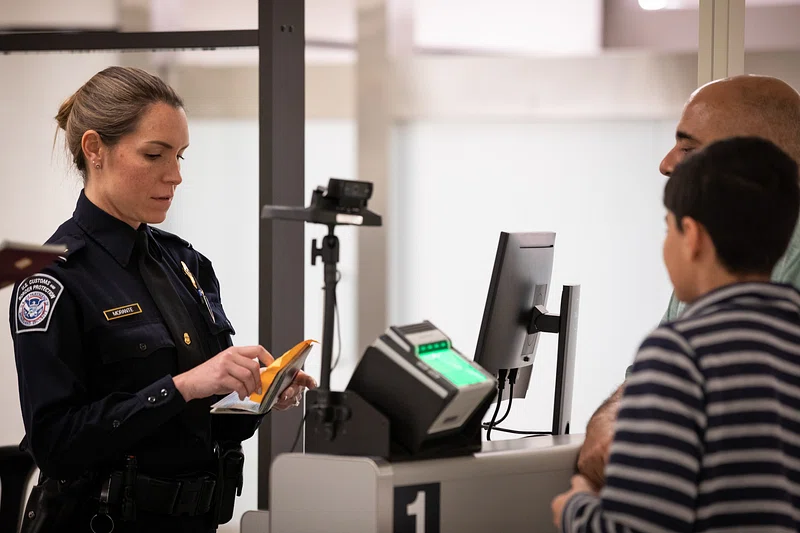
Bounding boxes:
[680,216,704,261]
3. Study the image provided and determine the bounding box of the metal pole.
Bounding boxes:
[257,0,306,510]
[698,0,746,86]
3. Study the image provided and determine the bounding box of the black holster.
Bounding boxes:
[213,442,244,525]
[20,473,97,533]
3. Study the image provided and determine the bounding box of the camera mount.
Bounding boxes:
[261,178,382,394]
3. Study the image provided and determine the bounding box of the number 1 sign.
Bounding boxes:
[393,483,441,533]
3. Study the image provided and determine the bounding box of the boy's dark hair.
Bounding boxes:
[664,136,800,275]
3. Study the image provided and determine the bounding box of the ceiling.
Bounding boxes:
[4,0,800,61]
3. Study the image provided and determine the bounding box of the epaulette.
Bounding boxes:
[51,234,86,264]
[150,227,193,249]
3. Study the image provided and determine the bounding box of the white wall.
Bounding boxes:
[392,119,678,436]
[414,0,603,55]
[164,119,357,532]
[0,0,117,28]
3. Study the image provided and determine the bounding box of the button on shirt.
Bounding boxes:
[9,191,260,480]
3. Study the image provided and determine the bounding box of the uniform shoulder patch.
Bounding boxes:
[15,273,65,334]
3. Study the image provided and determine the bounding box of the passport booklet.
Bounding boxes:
[210,339,317,415]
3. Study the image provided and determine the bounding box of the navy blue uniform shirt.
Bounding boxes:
[9,190,261,482]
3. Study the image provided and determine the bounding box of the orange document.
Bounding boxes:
[211,339,317,415]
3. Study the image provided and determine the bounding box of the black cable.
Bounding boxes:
[493,381,515,425]
[507,368,519,387]
[487,427,552,436]
[485,397,502,442]
[481,383,513,430]
[483,369,553,438]
[485,369,508,441]
[482,367,518,429]
[330,271,342,371]
[330,272,342,372]
[495,368,518,424]
[496,383,513,424]
[290,411,308,453]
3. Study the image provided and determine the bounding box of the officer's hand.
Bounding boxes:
[173,345,274,402]
[273,371,318,411]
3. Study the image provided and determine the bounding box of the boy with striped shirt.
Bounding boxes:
[553,136,800,533]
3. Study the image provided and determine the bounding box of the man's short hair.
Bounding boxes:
[663,136,800,275]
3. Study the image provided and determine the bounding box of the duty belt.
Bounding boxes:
[106,470,216,517]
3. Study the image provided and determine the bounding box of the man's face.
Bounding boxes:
[659,95,727,176]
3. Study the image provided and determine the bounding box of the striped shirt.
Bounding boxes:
[563,282,800,533]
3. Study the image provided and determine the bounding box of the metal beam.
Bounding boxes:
[0,29,257,53]
[256,0,305,511]
[698,0,746,86]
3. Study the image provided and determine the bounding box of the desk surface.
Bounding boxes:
[481,432,585,454]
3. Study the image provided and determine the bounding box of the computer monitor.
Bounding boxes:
[474,231,579,435]
[475,232,555,392]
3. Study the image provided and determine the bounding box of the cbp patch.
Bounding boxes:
[15,274,64,334]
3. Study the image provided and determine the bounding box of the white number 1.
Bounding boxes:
[406,490,426,533]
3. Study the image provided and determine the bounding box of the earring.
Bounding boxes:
[94,161,101,169]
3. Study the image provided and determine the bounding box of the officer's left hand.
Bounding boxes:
[551,475,596,530]
[274,371,317,411]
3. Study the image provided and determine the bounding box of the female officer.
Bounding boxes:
[9,66,315,533]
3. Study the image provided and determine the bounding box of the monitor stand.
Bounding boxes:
[528,285,580,435]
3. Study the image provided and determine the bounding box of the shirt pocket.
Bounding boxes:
[99,321,176,365]
[92,321,178,393]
